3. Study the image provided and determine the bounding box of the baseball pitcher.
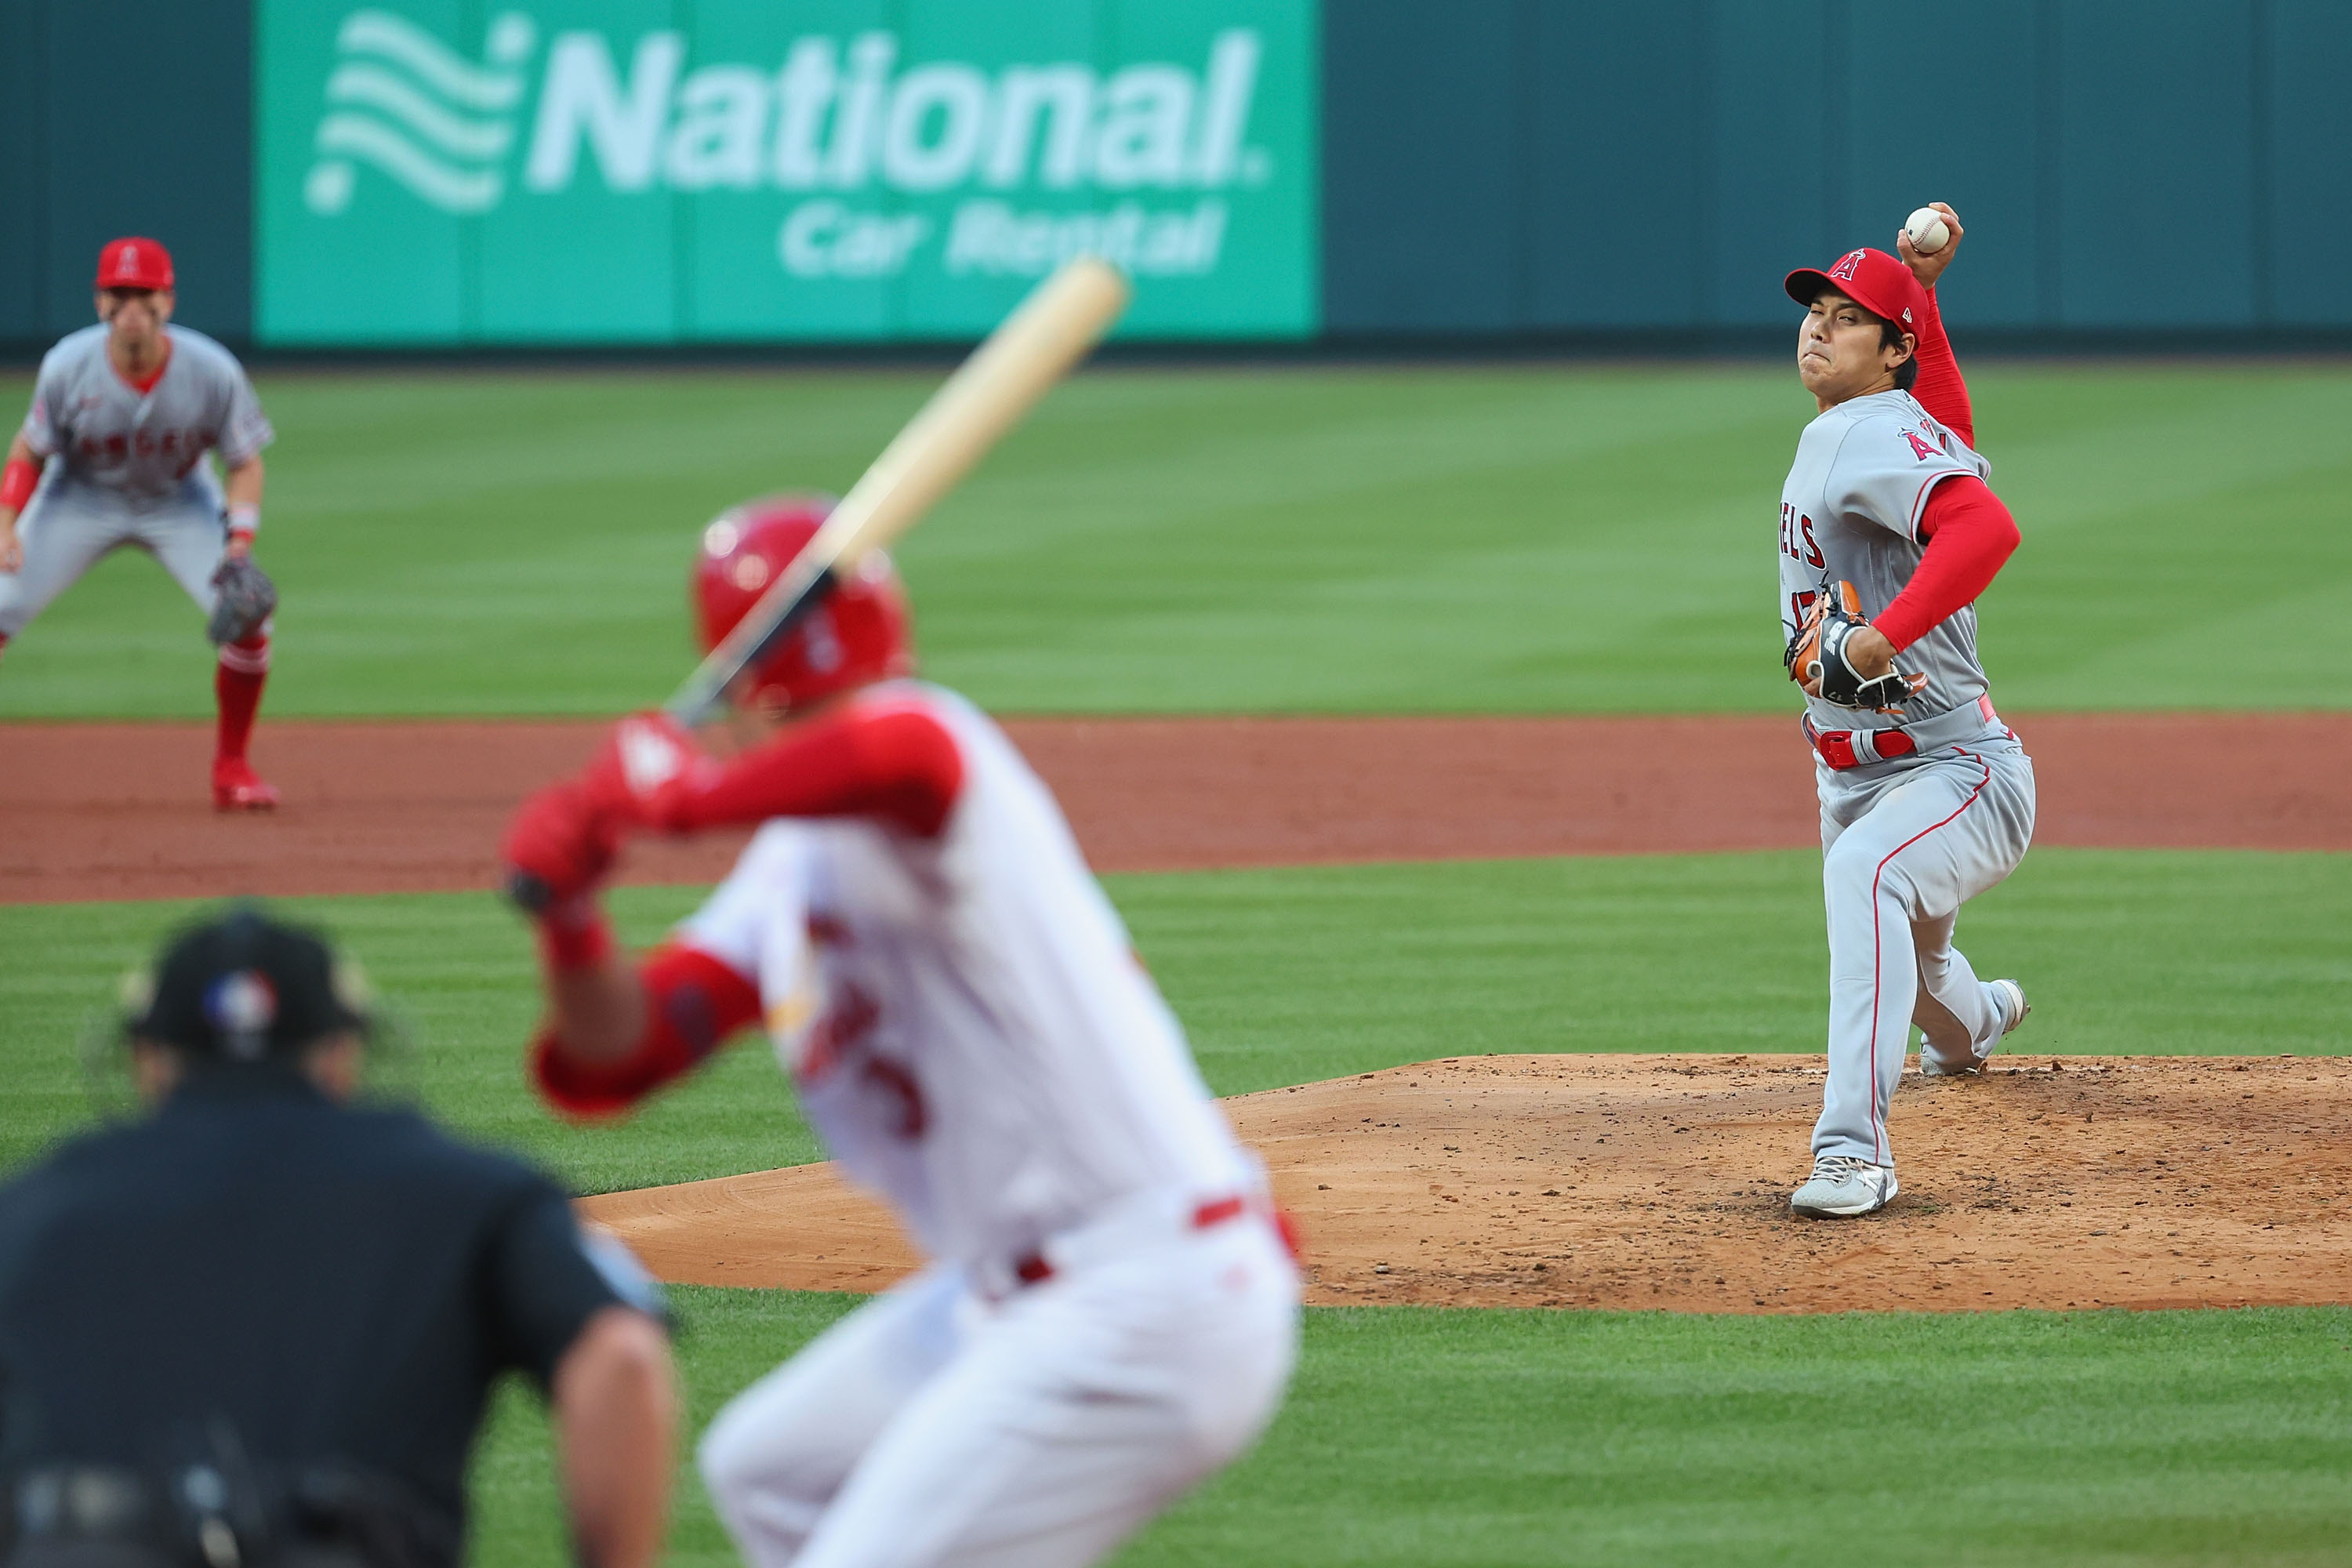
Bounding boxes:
[1777,206,2036,1218]
[0,238,281,810]
[499,498,1300,1568]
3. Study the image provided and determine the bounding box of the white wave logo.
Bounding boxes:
[304,9,537,215]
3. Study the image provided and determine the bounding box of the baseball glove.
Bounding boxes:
[208,555,278,646]
[1784,579,1927,712]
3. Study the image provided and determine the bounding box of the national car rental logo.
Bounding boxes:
[305,9,538,216]
[298,5,1272,279]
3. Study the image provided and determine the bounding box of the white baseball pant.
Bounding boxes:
[0,478,228,637]
[1811,734,2037,1165]
[699,1214,1298,1568]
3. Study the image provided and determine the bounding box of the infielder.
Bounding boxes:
[0,237,282,810]
[499,497,1300,1568]
[1778,205,2036,1218]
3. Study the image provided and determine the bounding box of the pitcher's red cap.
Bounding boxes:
[1785,247,1925,337]
[96,237,174,291]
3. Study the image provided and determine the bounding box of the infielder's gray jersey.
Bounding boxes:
[1777,388,1991,729]
[20,325,273,507]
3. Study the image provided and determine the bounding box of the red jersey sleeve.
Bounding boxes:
[651,695,966,839]
[1873,476,2020,652]
[1907,289,1976,450]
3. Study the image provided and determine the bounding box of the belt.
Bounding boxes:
[1003,1192,1294,1292]
[1806,693,2002,771]
[7,1461,456,1568]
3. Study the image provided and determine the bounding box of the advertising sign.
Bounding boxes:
[256,1,1318,343]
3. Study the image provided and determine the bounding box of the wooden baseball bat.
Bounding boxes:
[664,256,1132,726]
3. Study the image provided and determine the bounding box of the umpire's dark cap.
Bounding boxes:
[129,905,370,1062]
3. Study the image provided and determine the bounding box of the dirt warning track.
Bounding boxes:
[3,711,2347,903]
[581,1053,2352,1314]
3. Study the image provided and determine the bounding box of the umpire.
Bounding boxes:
[0,907,676,1568]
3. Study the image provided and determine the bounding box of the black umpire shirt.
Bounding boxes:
[0,1065,637,1540]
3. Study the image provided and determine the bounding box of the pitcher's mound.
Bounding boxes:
[580,1054,2352,1313]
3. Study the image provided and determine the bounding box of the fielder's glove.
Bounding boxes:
[1784,579,1928,713]
[207,554,278,646]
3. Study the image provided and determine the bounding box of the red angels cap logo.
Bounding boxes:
[121,244,140,270]
[1902,307,1915,323]
[1828,249,1865,281]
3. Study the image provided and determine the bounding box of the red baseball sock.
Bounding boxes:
[215,634,270,763]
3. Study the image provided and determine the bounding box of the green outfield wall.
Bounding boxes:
[0,0,255,344]
[1320,0,2352,336]
[5,0,2352,348]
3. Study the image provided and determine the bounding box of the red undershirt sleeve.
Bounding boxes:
[531,942,763,1116]
[1873,475,2020,652]
[654,699,966,839]
[1906,289,1976,449]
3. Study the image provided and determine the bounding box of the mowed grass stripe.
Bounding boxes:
[466,1288,2352,1568]
[0,363,2347,717]
[2,848,2341,1193]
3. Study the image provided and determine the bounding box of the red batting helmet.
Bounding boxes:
[96,237,175,292]
[1784,247,1926,336]
[693,495,915,713]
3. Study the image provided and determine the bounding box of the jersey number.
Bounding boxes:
[800,980,928,1140]
[1779,503,1824,568]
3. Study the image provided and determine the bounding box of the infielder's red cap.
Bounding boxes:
[96,237,174,292]
[1784,247,1925,338]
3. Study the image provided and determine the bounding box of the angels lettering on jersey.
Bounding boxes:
[26,325,273,503]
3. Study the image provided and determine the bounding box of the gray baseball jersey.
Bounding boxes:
[1,326,274,640]
[1777,388,1991,729]
[20,324,273,508]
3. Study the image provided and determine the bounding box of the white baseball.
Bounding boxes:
[1905,206,1950,256]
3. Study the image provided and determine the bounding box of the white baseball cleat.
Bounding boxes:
[1790,1155,1898,1218]
[1992,978,2030,1036]
[1921,978,2030,1077]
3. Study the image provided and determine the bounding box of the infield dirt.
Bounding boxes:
[2,711,2347,902]
[583,1053,2352,1314]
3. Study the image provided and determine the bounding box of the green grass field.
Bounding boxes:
[2,361,2350,717]
[3,359,2348,1566]
[5,849,2345,1189]
[468,1293,2352,1568]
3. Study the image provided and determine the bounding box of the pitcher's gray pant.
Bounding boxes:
[1810,732,2036,1166]
[0,478,227,637]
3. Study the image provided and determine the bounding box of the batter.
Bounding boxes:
[0,238,280,809]
[499,497,1299,1568]
[1777,207,2037,1218]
